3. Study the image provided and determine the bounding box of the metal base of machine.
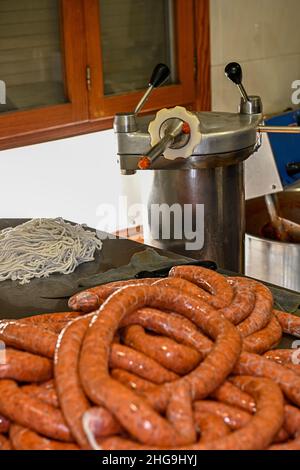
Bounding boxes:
[142,164,245,273]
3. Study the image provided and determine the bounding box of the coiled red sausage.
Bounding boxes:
[79,285,241,446]
[110,343,178,383]
[111,368,157,394]
[121,308,211,357]
[0,434,12,450]
[55,315,93,449]
[0,415,10,434]
[234,279,273,337]
[235,352,300,407]
[10,425,78,451]
[98,377,284,450]
[0,380,72,442]
[273,310,300,338]
[212,381,256,413]
[22,382,59,408]
[264,349,300,375]
[0,321,57,358]
[82,406,122,438]
[221,278,256,324]
[195,412,230,442]
[122,325,201,375]
[194,400,251,430]
[283,405,300,437]
[68,279,156,313]
[169,265,234,309]
[243,316,282,354]
[0,348,52,382]
[20,312,81,334]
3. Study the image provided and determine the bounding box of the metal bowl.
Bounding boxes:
[245,190,300,292]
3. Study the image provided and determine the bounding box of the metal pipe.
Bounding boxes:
[140,120,183,166]
[258,125,300,134]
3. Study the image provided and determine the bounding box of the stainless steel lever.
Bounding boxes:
[134,63,170,115]
[138,119,185,169]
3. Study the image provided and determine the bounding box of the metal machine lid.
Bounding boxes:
[193,111,261,156]
[116,111,261,157]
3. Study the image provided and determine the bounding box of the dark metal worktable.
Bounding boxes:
[0,219,192,319]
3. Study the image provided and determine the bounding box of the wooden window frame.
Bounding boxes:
[84,0,196,119]
[0,0,211,151]
[0,0,89,150]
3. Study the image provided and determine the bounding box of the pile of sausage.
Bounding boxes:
[1,265,300,450]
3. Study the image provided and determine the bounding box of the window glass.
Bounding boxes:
[99,0,177,96]
[0,0,66,113]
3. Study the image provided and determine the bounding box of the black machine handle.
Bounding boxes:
[225,62,250,103]
[286,162,300,177]
[149,63,170,88]
[225,62,243,85]
[134,63,171,114]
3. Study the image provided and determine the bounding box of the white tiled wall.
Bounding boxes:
[210,0,300,114]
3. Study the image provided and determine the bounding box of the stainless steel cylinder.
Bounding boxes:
[142,164,245,272]
[246,190,300,292]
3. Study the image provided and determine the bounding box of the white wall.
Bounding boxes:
[210,0,300,113]
[1,0,299,230]
[0,129,141,231]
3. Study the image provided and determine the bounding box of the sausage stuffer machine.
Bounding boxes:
[114,63,300,272]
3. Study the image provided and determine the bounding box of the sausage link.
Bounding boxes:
[0,321,57,358]
[273,310,300,338]
[264,349,297,365]
[20,312,81,334]
[68,279,156,313]
[220,278,256,324]
[79,285,241,446]
[122,325,201,375]
[283,405,300,437]
[121,308,211,357]
[0,348,52,382]
[99,377,284,450]
[166,382,196,445]
[0,380,72,442]
[194,400,251,430]
[233,279,273,337]
[242,316,282,354]
[195,412,230,442]
[0,434,12,450]
[110,344,178,383]
[269,435,300,450]
[196,395,285,444]
[22,383,59,408]
[111,369,157,393]
[212,381,256,413]
[82,407,122,438]
[0,415,10,434]
[264,349,300,376]
[169,265,234,309]
[10,425,79,451]
[272,428,290,444]
[55,315,94,449]
[235,352,300,407]
[154,277,211,302]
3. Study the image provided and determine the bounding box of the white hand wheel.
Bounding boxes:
[148,106,202,160]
